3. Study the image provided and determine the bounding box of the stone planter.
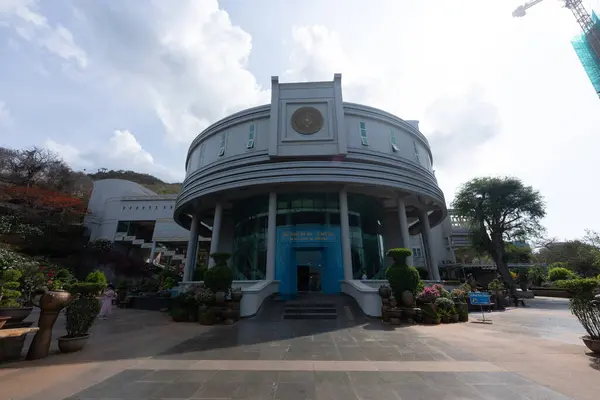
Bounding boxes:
[451,313,459,323]
[58,334,90,353]
[0,307,34,323]
[581,336,600,354]
[0,316,9,329]
[231,288,243,302]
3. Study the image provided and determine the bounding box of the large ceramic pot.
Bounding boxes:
[26,290,73,360]
[58,334,90,353]
[0,307,34,323]
[378,285,392,300]
[581,336,600,353]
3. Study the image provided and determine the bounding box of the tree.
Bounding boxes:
[534,232,600,277]
[452,177,546,293]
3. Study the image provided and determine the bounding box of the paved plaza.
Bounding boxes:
[1,297,598,400]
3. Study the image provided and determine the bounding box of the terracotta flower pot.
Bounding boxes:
[581,336,600,354]
[58,334,90,353]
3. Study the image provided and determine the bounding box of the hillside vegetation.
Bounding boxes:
[87,169,182,194]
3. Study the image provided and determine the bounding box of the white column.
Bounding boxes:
[208,202,223,268]
[266,192,277,281]
[419,210,440,281]
[339,188,353,280]
[397,198,413,267]
[184,216,199,281]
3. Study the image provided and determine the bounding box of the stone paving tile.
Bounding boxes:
[63,369,576,400]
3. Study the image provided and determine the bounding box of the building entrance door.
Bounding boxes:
[295,248,323,293]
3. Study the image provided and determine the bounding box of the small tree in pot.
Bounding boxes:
[555,278,600,353]
[57,282,102,353]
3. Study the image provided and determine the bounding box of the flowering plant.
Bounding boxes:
[432,283,451,298]
[417,286,440,303]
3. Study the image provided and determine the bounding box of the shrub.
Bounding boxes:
[55,268,74,284]
[161,277,176,290]
[204,265,234,293]
[451,288,467,302]
[417,286,440,303]
[86,270,108,289]
[488,279,505,291]
[65,295,101,338]
[386,248,412,264]
[558,278,600,340]
[0,268,23,308]
[554,278,599,298]
[432,283,451,298]
[547,267,577,282]
[528,265,547,286]
[435,297,456,318]
[385,248,421,299]
[65,282,106,295]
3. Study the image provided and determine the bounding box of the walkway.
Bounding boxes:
[0,296,598,399]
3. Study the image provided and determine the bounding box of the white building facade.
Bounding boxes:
[85,75,460,316]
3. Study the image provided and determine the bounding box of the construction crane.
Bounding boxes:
[513,0,600,97]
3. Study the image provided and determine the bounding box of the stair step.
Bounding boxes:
[284,312,337,320]
[285,303,335,308]
[284,308,336,313]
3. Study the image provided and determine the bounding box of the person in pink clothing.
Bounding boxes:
[98,284,115,320]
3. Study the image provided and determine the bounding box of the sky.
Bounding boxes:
[1,0,600,241]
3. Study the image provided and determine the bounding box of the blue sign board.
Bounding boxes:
[469,292,491,305]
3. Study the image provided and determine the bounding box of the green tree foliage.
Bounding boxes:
[535,236,600,277]
[452,177,546,293]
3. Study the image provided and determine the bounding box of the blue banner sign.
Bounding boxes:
[469,292,491,305]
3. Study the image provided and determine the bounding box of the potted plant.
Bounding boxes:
[555,278,600,353]
[435,297,455,324]
[57,282,102,353]
[0,249,35,323]
[378,285,392,300]
[488,278,505,310]
[451,289,469,322]
[204,253,233,303]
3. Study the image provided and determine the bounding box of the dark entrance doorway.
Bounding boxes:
[295,248,324,293]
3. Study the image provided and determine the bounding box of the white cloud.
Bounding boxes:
[0,101,12,127]
[72,0,269,143]
[45,130,179,182]
[0,0,87,68]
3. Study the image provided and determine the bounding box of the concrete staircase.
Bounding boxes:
[283,301,337,320]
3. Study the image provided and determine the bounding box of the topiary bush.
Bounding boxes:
[86,270,108,290]
[65,282,106,295]
[547,267,577,282]
[204,252,233,293]
[384,248,421,300]
[0,268,23,308]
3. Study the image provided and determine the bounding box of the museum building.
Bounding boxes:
[169,74,453,314]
